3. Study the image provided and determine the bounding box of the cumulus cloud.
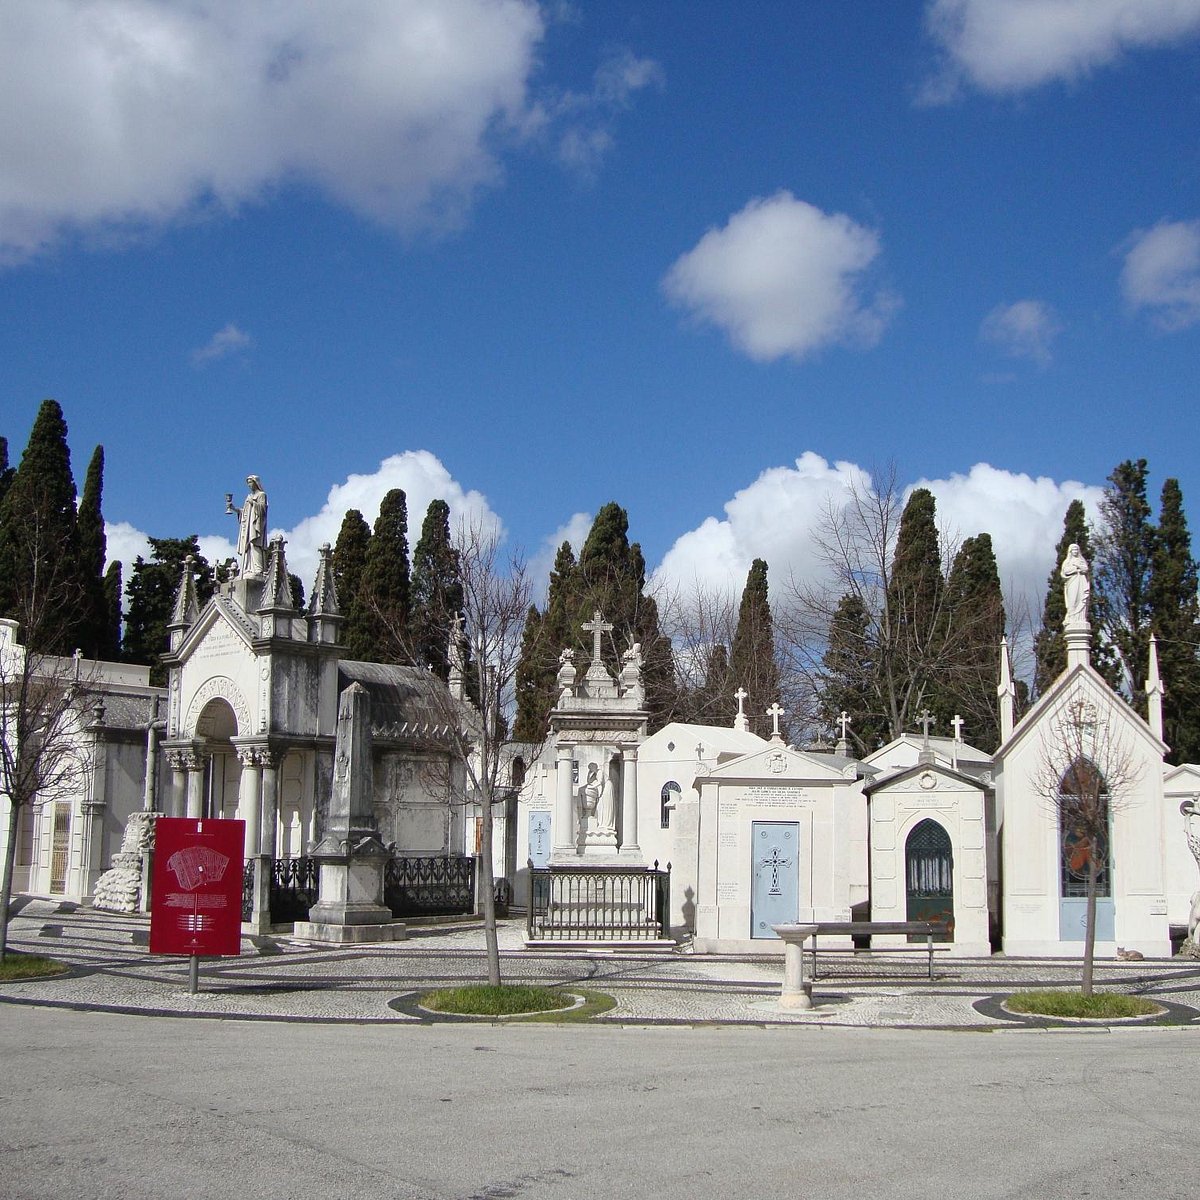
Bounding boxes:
[1120,219,1200,330]
[105,450,503,603]
[980,299,1062,366]
[0,0,546,263]
[922,0,1200,100]
[190,322,252,367]
[652,453,1103,623]
[662,192,897,363]
[527,511,593,603]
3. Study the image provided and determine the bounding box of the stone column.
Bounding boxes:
[552,740,576,856]
[620,745,641,859]
[260,747,282,859]
[166,750,190,819]
[184,749,206,820]
[235,746,263,859]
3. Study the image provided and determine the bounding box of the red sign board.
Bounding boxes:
[150,817,245,957]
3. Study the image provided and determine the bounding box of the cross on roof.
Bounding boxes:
[838,711,852,740]
[735,687,748,717]
[918,709,935,742]
[767,702,785,738]
[951,714,964,742]
[582,609,613,664]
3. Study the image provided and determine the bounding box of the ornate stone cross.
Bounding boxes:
[767,702,785,738]
[735,687,748,718]
[582,609,613,665]
[917,709,935,740]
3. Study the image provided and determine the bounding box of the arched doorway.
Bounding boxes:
[195,698,240,820]
[905,818,954,941]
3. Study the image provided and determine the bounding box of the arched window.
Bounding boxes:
[661,781,681,829]
[510,757,526,790]
[1059,758,1111,899]
[905,818,953,939]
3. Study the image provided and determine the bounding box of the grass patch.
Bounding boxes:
[516,988,617,1023]
[422,983,575,1017]
[0,953,69,981]
[1006,990,1160,1019]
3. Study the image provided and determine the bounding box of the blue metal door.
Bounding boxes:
[528,812,552,868]
[750,821,799,939]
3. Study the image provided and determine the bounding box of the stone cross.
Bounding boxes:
[582,609,613,664]
[918,709,935,742]
[767,702,785,738]
[951,714,964,742]
[735,687,748,718]
[838,711,852,740]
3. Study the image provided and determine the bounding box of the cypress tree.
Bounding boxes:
[513,541,577,743]
[692,642,734,725]
[0,437,13,507]
[1149,478,1200,763]
[818,592,887,754]
[346,488,410,663]
[882,487,943,736]
[75,445,108,658]
[1096,459,1156,707]
[937,533,1005,751]
[332,508,371,652]
[0,400,81,652]
[729,558,780,737]
[123,536,215,683]
[102,559,123,659]
[410,499,465,678]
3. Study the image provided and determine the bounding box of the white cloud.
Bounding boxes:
[1120,219,1200,330]
[105,450,503,604]
[527,511,592,603]
[190,322,252,367]
[652,454,1103,626]
[980,299,1062,366]
[662,192,897,363]
[923,0,1200,99]
[0,0,546,263]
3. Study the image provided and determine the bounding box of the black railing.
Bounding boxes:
[526,860,671,941]
[241,860,254,922]
[271,856,320,923]
[384,855,476,918]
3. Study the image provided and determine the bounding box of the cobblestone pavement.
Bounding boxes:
[4,898,1200,1030]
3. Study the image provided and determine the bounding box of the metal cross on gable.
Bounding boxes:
[767,702,785,738]
[581,609,613,664]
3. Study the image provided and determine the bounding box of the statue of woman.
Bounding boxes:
[1061,543,1090,629]
[232,475,268,578]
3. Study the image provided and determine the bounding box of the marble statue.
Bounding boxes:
[576,760,616,837]
[1182,799,1200,957]
[229,475,268,578]
[1061,543,1090,629]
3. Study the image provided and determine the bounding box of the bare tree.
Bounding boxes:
[1032,692,1141,995]
[0,626,93,964]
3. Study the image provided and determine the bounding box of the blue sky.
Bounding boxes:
[2,1,1199,617]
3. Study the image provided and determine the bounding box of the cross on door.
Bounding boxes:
[758,845,793,897]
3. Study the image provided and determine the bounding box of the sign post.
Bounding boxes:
[150,817,245,993]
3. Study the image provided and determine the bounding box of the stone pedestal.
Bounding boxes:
[242,855,274,935]
[773,923,818,1010]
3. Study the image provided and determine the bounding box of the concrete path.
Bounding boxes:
[3,899,1199,1030]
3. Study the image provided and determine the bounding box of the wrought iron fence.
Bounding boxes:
[384,855,476,918]
[526,861,671,941]
[271,856,320,923]
[241,860,254,922]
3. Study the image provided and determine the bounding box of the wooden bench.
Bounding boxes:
[808,921,949,981]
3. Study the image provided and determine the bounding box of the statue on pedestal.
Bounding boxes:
[1061,543,1090,629]
[228,475,268,578]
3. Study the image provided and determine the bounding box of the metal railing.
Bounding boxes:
[384,854,476,918]
[271,856,319,923]
[526,860,671,941]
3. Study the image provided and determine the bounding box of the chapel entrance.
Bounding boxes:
[905,818,954,940]
[49,802,71,893]
[750,821,799,939]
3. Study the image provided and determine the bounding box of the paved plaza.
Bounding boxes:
[3,899,1200,1029]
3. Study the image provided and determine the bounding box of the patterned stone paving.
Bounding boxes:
[3,900,1199,1030]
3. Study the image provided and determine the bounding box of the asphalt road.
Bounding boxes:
[0,1006,1190,1200]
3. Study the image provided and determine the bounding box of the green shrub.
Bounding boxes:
[1006,990,1159,1019]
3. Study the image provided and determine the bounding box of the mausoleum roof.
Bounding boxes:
[337,660,467,738]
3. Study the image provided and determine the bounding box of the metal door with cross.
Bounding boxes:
[750,821,799,939]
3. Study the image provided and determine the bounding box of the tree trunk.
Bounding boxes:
[0,800,22,966]
[477,789,501,987]
[1082,852,1098,997]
